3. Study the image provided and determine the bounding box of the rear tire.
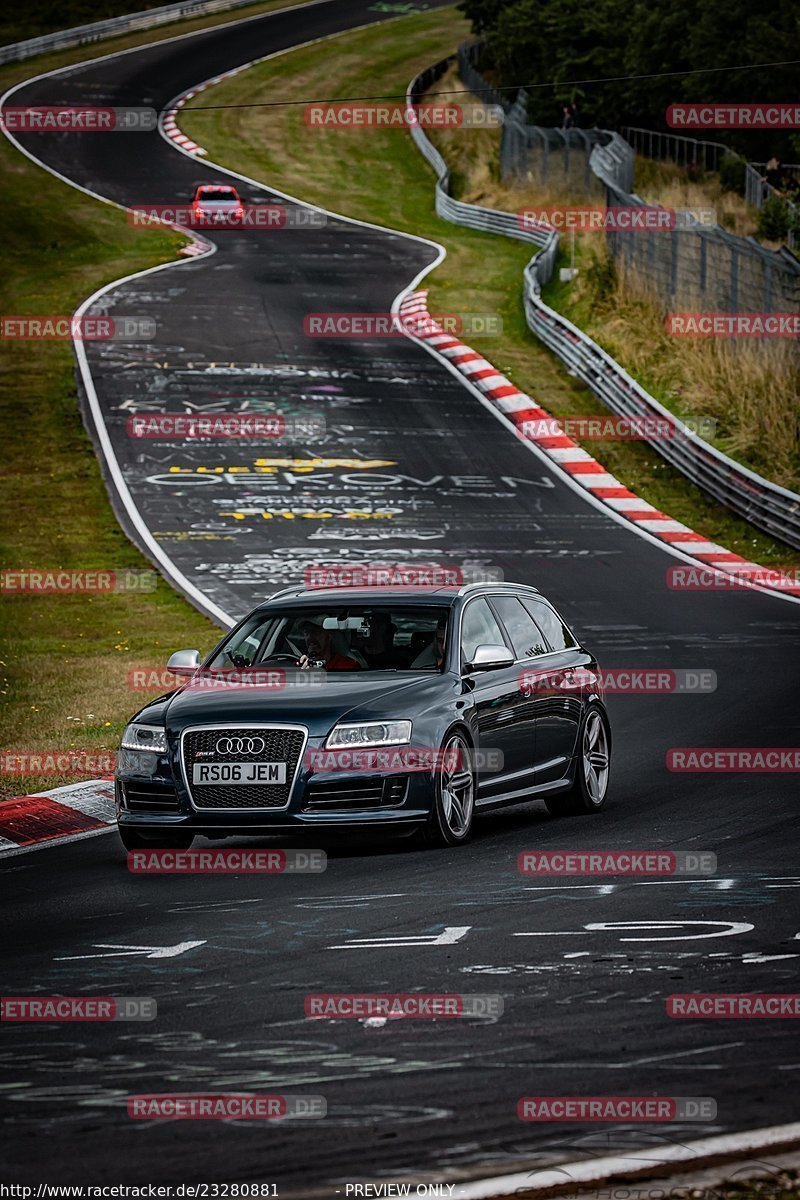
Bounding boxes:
[118,826,195,851]
[421,729,476,847]
[545,707,610,817]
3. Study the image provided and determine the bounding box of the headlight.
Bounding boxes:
[120,724,168,753]
[326,720,412,749]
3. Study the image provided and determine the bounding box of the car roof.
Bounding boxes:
[254,582,541,611]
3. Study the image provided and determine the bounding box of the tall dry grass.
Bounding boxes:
[633,157,757,238]
[572,246,800,487]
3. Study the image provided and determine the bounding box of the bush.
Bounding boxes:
[719,154,746,194]
[757,195,790,242]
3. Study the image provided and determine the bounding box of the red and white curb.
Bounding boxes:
[0,780,116,857]
[162,94,206,155]
[161,64,253,157]
[400,291,800,597]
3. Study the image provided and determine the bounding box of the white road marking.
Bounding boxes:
[523,885,616,893]
[585,920,755,941]
[330,926,471,949]
[743,952,800,963]
[55,940,206,960]
[515,920,755,942]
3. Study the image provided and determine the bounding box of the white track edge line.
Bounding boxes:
[0,825,115,860]
[450,1122,800,1199]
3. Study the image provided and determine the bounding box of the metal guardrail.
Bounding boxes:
[407,60,800,550]
[0,0,261,64]
[620,126,731,173]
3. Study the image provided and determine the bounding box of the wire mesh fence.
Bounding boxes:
[457,42,800,313]
[620,127,730,172]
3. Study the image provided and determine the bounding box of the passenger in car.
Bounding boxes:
[359,611,406,670]
[411,616,447,669]
[298,621,360,670]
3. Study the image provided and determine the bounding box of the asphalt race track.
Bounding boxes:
[2,0,800,1188]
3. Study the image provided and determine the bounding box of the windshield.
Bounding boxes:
[208,605,451,672]
[196,192,239,205]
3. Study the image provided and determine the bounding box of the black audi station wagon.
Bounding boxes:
[116,583,612,849]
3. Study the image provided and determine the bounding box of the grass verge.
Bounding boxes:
[0,3,336,796]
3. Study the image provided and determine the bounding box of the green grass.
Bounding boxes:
[3,9,342,795]
[0,142,221,796]
[181,7,800,573]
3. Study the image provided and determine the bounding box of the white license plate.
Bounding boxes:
[192,761,286,785]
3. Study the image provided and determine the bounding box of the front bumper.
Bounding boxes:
[116,731,435,833]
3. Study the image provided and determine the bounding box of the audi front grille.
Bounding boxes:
[181,724,307,811]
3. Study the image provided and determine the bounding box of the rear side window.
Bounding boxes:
[520,597,577,651]
[460,598,508,663]
[489,595,549,659]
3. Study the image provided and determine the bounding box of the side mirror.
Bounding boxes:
[465,644,515,672]
[167,649,201,677]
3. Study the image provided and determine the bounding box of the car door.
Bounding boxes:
[518,595,583,784]
[458,596,520,798]
[484,593,553,790]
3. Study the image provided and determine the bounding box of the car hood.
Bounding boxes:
[148,671,450,738]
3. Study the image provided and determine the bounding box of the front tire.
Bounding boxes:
[421,729,476,847]
[118,826,195,851]
[545,707,610,816]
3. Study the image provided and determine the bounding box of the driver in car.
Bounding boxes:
[298,620,360,671]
